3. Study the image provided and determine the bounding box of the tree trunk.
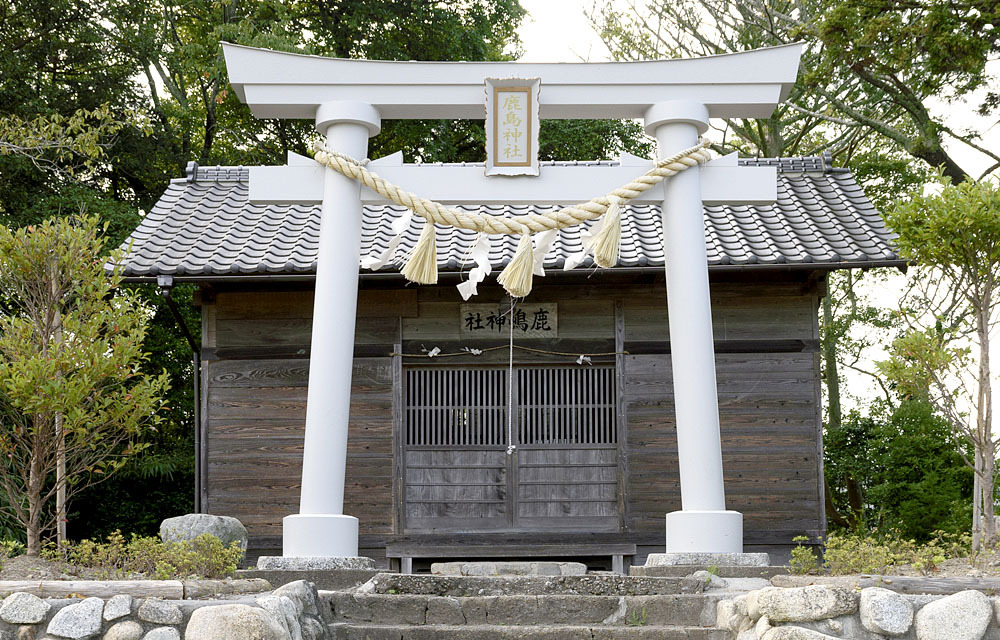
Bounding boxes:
[56,412,65,545]
[53,298,66,545]
[978,296,994,545]
[913,145,969,185]
[974,455,982,552]
[26,423,44,556]
[822,292,842,432]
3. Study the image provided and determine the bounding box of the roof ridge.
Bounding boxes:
[181,155,839,182]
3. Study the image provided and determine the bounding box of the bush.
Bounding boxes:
[788,536,820,574]
[824,399,971,539]
[41,531,241,579]
[819,530,971,575]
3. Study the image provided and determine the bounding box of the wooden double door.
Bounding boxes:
[401,365,622,533]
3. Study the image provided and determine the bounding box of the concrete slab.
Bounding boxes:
[630,565,788,579]
[256,556,375,571]
[430,561,587,576]
[237,568,378,591]
[643,552,770,567]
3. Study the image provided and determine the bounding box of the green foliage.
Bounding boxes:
[68,471,194,541]
[878,177,1000,546]
[883,178,1000,289]
[788,536,820,575]
[42,531,241,580]
[590,0,996,184]
[626,607,647,627]
[824,399,971,539]
[821,530,971,576]
[0,106,131,175]
[0,216,169,553]
[0,539,24,559]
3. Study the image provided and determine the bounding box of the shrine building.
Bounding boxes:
[114,44,903,571]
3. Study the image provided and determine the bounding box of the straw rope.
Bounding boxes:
[312,140,713,235]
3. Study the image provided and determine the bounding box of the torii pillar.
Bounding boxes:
[645,101,742,558]
[223,42,802,566]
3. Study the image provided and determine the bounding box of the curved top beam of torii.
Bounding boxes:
[222,42,803,121]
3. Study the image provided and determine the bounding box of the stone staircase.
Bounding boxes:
[322,573,732,639]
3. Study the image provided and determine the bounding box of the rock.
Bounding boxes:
[755,614,772,638]
[103,596,132,622]
[256,596,301,640]
[299,617,326,640]
[915,590,991,640]
[717,599,736,629]
[17,626,33,640]
[272,581,319,617]
[159,514,248,554]
[137,599,182,626]
[0,593,50,624]
[690,569,728,589]
[46,597,104,639]
[859,587,913,636]
[102,622,142,640]
[756,586,858,623]
[185,604,291,640]
[762,627,841,640]
[733,594,749,617]
[747,589,764,619]
[141,629,179,640]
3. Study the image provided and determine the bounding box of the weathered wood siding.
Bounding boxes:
[200,274,824,555]
[201,289,407,548]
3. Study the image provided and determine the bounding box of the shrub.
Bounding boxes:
[41,531,241,579]
[824,399,971,540]
[821,530,971,575]
[788,536,820,574]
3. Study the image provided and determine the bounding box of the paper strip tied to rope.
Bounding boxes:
[313,140,713,298]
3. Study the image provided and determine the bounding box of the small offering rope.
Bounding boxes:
[312,138,713,297]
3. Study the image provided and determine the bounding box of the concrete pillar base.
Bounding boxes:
[282,513,359,557]
[664,509,743,554]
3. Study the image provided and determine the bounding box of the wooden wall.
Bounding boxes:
[198,272,825,559]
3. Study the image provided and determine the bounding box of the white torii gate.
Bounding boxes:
[223,43,803,563]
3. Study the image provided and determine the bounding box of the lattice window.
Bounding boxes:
[517,366,616,445]
[404,366,616,447]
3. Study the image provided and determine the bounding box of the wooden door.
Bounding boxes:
[401,365,620,533]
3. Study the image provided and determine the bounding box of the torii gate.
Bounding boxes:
[222,43,803,564]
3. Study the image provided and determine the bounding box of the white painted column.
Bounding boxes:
[283,100,381,558]
[644,101,743,554]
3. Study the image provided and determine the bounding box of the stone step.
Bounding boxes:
[326,592,723,627]
[328,622,729,639]
[630,565,788,579]
[358,573,703,596]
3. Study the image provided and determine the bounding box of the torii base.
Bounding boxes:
[282,513,361,558]
[662,509,745,554]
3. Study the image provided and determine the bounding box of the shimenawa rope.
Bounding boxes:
[313,139,712,297]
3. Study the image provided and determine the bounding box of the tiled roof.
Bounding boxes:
[117,157,901,278]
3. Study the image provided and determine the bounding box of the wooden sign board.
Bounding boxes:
[484,77,540,176]
[461,303,557,338]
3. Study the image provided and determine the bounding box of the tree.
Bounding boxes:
[877,178,1000,550]
[0,216,169,554]
[589,0,1000,183]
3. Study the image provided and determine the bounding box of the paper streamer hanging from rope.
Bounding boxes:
[322,139,712,298]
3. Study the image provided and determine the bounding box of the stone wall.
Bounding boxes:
[719,585,1000,640]
[0,580,325,640]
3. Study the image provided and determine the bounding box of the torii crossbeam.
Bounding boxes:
[222,42,803,565]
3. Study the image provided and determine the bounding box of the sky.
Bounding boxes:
[516,0,1000,413]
